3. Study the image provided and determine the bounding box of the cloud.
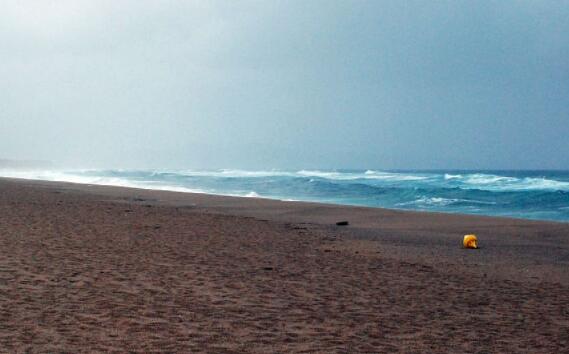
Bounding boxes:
[1,1,568,169]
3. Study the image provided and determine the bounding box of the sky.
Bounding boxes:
[1,0,568,170]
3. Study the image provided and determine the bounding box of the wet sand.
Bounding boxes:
[0,178,568,353]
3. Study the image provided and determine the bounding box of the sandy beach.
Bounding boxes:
[0,177,568,353]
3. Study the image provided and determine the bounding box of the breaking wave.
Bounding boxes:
[1,168,568,222]
[446,173,569,191]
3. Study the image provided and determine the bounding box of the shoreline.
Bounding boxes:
[1,177,568,352]
[2,175,567,225]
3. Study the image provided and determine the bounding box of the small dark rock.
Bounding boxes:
[336,221,349,226]
[262,267,274,271]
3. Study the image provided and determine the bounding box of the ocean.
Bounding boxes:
[2,169,569,222]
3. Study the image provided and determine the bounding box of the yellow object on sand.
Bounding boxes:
[463,234,478,249]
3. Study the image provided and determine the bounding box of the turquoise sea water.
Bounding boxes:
[2,169,569,222]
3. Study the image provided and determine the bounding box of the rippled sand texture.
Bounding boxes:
[0,179,568,353]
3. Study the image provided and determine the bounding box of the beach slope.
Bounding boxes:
[0,178,568,352]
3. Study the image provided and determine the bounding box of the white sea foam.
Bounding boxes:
[516,177,569,191]
[397,197,497,207]
[138,169,285,179]
[126,168,430,182]
[444,174,462,180]
[296,170,353,179]
[297,169,428,181]
[463,174,517,185]
[362,170,428,181]
[453,173,569,191]
[0,169,207,194]
[218,169,292,178]
[243,191,261,198]
[397,197,456,207]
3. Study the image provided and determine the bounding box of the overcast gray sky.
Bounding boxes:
[1,0,568,169]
